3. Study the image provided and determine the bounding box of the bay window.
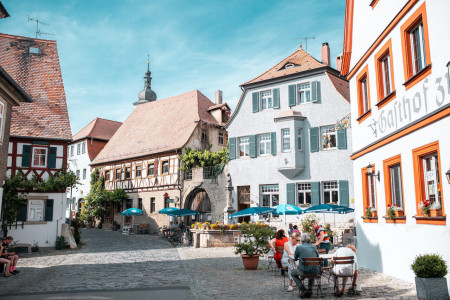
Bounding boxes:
[281,129,290,152]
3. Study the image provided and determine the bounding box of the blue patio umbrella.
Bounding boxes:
[229,207,274,219]
[167,208,200,217]
[272,204,304,224]
[158,207,180,214]
[303,204,354,226]
[121,208,144,229]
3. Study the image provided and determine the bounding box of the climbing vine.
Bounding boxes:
[179,147,229,171]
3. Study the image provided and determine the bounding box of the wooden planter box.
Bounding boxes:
[430,209,443,217]
[371,211,378,218]
[394,210,404,217]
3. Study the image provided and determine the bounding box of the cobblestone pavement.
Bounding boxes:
[0,229,191,297]
[178,247,417,300]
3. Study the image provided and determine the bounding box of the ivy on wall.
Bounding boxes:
[179,147,229,171]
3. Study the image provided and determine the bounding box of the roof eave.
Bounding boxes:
[11,135,71,142]
[91,147,182,167]
[0,66,33,104]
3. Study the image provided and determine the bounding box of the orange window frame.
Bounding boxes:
[374,39,396,109]
[356,65,371,123]
[370,0,380,9]
[412,141,446,225]
[361,166,378,223]
[400,2,432,91]
[383,154,406,223]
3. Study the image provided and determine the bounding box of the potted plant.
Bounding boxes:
[387,204,403,219]
[429,201,443,217]
[418,200,431,217]
[234,223,274,270]
[411,253,449,300]
[365,207,377,218]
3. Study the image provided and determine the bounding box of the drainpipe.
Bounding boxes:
[176,148,182,208]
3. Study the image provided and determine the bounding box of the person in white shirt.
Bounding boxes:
[331,244,358,297]
[281,232,300,292]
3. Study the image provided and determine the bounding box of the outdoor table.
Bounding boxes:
[319,253,333,261]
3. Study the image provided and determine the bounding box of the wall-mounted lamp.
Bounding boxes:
[446,167,450,184]
[366,163,380,181]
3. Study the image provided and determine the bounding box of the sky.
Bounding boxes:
[1,0,346,135]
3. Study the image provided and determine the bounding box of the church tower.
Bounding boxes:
[133,58,157,106]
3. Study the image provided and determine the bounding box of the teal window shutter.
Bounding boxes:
[337,129,347,149]
[22,145,32,167]
[45,199,54,221]
[270,132,276,156]
[252,92,259,113]
[311,182,321,206]
[228,138,236,160]
[272,88,280,109]
[48,147,57,168]
[309,127,319,153]
[249,135,257,158]
[288,85,296,107]
[311,81,321,103]
[286,183,296,205]
[17,200,28,222]
[339,180,349,207]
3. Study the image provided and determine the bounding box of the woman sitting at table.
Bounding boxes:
[332,244,358,297]
[269,229,288,270]
[281,232,300,292]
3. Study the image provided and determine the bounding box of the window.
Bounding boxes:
[162,161,169,174]
[260,90,272,110]
[164,198,169,208]
[383,155,405,216]
[321,126,336,150]
[138,198,143,210]
[297,183,311,205]
[105,170,110,181]
[260,185,279,207]
[297,83,311,104]
[82,169,86,180]
[150,198,155,213]
[218,131,224,145]
[136,165,142,178]
[297,128,302,151]
[125,167,131,179]
[259,134,271,155]
[184,169,192,180]
[32,147,47,167]
[82,142,86,154]
[201,129,208,143]
[147,163,155,177]
[70,145,74,157]
[323,181,339,204]
[281,129,290,152]
[77,143,81,155]
[412,142,445,224]
[115,168,121,180]
[238,137,249,158]
[400,2,431,90]
[356,65,371,123]
[368,172,377,209]
[28,200,44,221]
[125,199,133,209]
[76,170,80,179]
[374,39,396,108]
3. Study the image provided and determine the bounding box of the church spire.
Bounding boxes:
[134,55,157,106]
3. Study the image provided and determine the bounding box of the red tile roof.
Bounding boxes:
[0,2,9,19]
[92,90,219,165]
[206,103,230,112]
[326,72,350,103]
[241,46,326,86]
[72,118,122,142]
[0,33,71,140]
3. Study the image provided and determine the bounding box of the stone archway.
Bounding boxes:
[184,188,211,225]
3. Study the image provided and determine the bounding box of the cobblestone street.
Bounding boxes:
[0,229,417,299]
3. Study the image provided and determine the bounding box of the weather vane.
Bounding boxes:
[28,15,55,38]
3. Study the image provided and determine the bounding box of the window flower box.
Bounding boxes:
[430,209,443,217]
[394,210,404,217]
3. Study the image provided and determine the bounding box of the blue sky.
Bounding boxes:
[1,0,346,134]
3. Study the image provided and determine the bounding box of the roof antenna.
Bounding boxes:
[28,15,55,38]
[293,36,316,51]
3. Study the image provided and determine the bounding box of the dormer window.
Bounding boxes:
[29,47,41,55]
[285,63,295,69]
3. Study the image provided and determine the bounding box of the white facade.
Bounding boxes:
[227,63,354,228]
[67,139,91,218]
[343,0,450,286]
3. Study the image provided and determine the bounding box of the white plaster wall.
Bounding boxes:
[7,192,67,247]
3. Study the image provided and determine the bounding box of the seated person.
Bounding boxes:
[291,233,320,298]
[281,232,300,292]
[269,229,288,270]
[0,243,12,277]
[332,244,358,296]
[2,236,19,275]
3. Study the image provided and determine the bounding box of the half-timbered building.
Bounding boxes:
[0,33,71,247]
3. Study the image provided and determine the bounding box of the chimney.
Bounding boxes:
[336,53,343,72]
[215,90,223,105]
[321,42,330,67]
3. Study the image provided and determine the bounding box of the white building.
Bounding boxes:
[67,118,122,219]
[340,0,450,285]
[226,43,354,227]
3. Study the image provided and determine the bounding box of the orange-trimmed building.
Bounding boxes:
[341,0,450,283]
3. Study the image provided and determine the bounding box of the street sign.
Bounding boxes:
[167,199,174,203]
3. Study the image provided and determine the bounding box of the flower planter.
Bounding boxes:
[394,210,404,217]
[241,254,260,270]
[415,277,449,300]
[429,209,443,217]
[371,211,378,218]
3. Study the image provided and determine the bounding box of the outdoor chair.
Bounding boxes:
[317,248,326,254]
[122,224,131,235]
[300,257,323,298]
[332,256,355,295]
[265,244,276,272]
[138,224,150,234]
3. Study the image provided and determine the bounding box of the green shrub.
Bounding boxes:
[411,253,448,278]
[55,236,69,250]
[234,223,274,256]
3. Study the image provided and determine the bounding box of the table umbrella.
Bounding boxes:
[303,204,354,226]
[166,208,200,217]
[158,207,180,214]
[229,207,274,219]
[121,208,144,230]
[272,204,304,224]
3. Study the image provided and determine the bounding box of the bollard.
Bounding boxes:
[193,232,200,248]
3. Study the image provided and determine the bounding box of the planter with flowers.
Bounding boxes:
[418,200,443,217]
[365,207,377,218]
[387,204,403,219]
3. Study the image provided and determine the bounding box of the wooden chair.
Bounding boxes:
[317,248,326,254]
[332,256,355,294]
[300,257,323,298]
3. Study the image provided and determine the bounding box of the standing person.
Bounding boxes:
[2,237,19,275]
[292,225,299,234]
[288,223,293,236]
[0,243,12,277]
[312,220,331,254]
[291,233,320,298]
[269,229,289,271]
[281,232,300,292]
